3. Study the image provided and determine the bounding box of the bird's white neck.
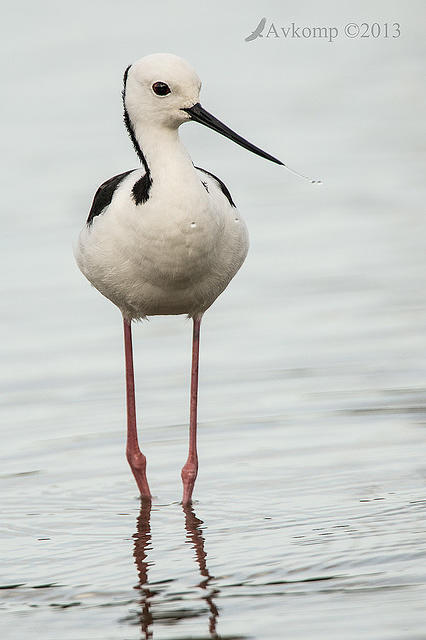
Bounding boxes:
[133,123,200,192]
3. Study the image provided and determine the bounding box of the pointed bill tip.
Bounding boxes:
[184,103,320,182]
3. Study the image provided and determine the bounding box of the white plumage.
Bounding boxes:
[76,164,248,319]
[76,54,248,320]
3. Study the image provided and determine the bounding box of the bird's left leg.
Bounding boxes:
[181,314,203,504]
[123,316,151,500]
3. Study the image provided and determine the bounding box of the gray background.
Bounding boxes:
[1,1,425,639]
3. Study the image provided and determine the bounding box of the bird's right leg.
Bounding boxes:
[123,316,151,500]
[181,315,202,504]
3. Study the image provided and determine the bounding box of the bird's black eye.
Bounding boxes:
[152,82,171,96]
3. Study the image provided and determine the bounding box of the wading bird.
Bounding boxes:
[75,53,316,504]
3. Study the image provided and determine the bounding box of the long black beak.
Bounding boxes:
[183,102,283,165]
[183,103,320,183]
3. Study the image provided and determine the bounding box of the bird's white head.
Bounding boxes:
[123,53,320,182]
[123,53,201,129]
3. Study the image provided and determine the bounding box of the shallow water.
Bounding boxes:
[1,1,426,638]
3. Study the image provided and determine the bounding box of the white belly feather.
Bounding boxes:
[75,169,249,319]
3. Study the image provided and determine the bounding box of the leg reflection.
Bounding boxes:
[183,504,220,639]
[133,499,154,640]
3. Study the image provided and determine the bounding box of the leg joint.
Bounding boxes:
[126,449,147,472]
[181,463,198,484]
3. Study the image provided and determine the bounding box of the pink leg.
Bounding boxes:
[181,315,203,505]
[123,317,151,500]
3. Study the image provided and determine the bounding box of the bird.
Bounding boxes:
[245,17,267,41]
[75,53,317,505]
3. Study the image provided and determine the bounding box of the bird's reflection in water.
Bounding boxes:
[132,499,154,639]
[183,504,220,638]
[132,501,220,639]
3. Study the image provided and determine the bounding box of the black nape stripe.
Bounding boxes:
[87,170,133,225]
[122,65,152,205]
[123,64,131,88]
[132,173,153,205]
[122,65,149,175]
[195,167,236,207]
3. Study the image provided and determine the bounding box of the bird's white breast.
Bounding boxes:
[75,169,248,319]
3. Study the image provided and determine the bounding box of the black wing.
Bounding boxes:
[86,170,134,226]
[195,167,236,208]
